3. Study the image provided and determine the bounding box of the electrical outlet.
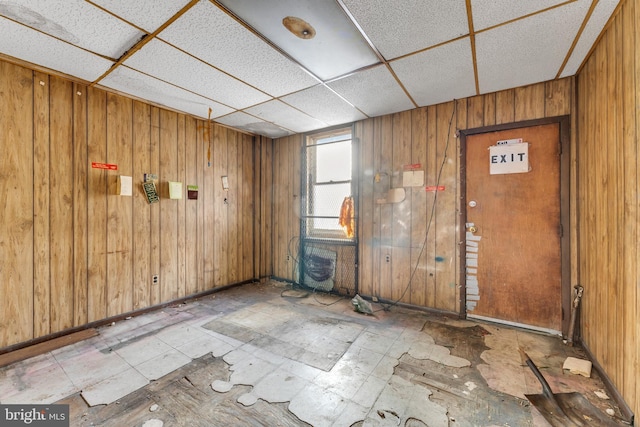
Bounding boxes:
[385,254,391,263]
[286,255,291,261]
[152,274,159,285]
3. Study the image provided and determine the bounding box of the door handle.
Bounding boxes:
[467,225,478,233]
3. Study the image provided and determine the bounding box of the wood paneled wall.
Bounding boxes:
[576,0,639,418]
[270,79,573,313]
[271,135,302,281]
[0,60,258,349]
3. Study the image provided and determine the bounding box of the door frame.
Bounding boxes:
[459,116,571,336]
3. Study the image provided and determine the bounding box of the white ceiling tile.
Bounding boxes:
[216,0,379,80]
[476,0,591,94]
[216,112,293,138]
[124,39,271,110]
[158,0,318,97]
[0,0,143,59]
[341,0,468,60]
[90,0,192,33]
[560,0,621,77]
[0,16,113,82]
[244,100,327,133]
[281,85,367,125]
[391,38,476,106]
[471,0,566,31]
[100,66,234,119]
[328,65,414,117]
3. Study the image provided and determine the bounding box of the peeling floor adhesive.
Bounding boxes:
[208,331,455,426]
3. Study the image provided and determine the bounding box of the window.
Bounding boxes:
[303,128,353,239]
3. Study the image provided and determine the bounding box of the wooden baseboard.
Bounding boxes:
[581,340,634,425]
[0,328,97,368]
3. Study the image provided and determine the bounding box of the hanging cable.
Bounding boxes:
[375,101,457,312]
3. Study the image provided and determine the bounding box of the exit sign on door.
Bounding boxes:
[489,142,529,175]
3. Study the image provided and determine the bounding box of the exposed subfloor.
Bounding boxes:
[0,281,625,426]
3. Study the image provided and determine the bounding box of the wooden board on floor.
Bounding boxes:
[0,329,98,368]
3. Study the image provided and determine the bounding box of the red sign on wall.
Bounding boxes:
[92,162,118,170]
[404,163,422,170]
[425,185,445,192]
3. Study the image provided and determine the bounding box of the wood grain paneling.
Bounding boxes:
[177,115,187,299]
[0,62,33,347]
[73,84,88,327]
[106,93,133,317]
[184,116,198,296]
[132,101,151,310]
[50,76,74,331]
[87,87,108,323]
[159,109,178,302]
[576,0,639,418]
[33,71,51,338]
[0,58,260,350]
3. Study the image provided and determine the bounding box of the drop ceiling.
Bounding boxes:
[0,0,621,138]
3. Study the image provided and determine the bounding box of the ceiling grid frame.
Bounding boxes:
[0,0,622,137]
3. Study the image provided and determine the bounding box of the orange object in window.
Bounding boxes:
[338,196,355,238]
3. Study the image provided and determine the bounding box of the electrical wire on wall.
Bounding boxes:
[375,101,457,312]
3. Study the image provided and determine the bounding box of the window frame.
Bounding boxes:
[302,127,354,241]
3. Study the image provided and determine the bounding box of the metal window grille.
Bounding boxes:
[299,128,358,296]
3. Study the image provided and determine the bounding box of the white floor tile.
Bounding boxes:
[135,349,191,381]
[81,367,149,406]
[115,336,173,366]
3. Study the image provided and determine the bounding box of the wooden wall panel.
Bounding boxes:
[149,107,161,305]
[0,58,260,350]
[33,72,51,338]
[409,108,427,307]
[132,101,151,310]
[243,134,254,281]
[184,116,198,296]
[87,87,108,322]
[196,120,205,292]
[227,129,238,284]
[391,111,412,303]
[424,106,438,307]
[378,115,394,300]
[49,76,74,331]
[576,0,639,418]
[159,109,178,302]
[433,102,457,310]
[0,62,33,347]
[357,119,374,297]
[271,135,301,281]
[203,122,215,289]
[106,93,133,317]
[258,136,273,280]
[213,125,228,287]
[72,84,88,326]
[177,115,187,299]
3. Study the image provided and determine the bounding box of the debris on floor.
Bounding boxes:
[563,356,593,377]
[351,294,373,314]
[0,281,626,426]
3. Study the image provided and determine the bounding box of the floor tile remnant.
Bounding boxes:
[0,281,625,426]
[211,379,233,393]
[81,367,149,406]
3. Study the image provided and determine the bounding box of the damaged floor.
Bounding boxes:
[0,281,625,426]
